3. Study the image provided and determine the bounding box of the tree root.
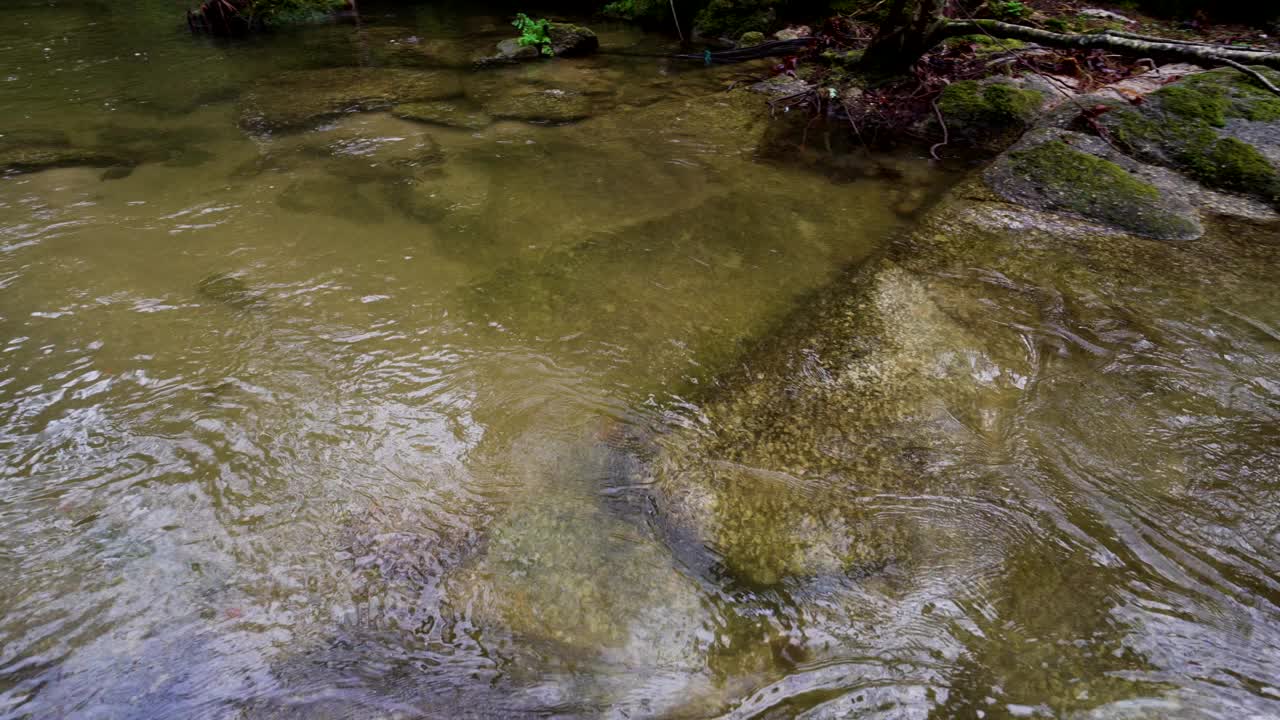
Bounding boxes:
[937,20,1280,93]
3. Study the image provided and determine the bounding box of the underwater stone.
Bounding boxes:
[483,88,593,124]
[196,272,265,309]
[0,145,134,175]
[238,67,465,133]
[392,100,493,131]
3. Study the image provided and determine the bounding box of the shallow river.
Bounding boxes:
[1,2,1278,718]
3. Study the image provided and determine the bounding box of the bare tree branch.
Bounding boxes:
[937,20,1280,71]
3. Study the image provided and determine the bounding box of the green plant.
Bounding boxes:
[988,0,1030,19]
[512,13,553,56]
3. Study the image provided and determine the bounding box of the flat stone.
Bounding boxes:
[238,67,464,133]
[483,88,593,123]
[392,99,492,130]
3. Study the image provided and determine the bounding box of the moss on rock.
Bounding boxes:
[988,135,1201,240]
[937,80,1044,148]
[546,22,599,56]
[1099,68,1280,206]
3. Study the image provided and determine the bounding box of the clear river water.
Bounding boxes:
[1,1,1278,718]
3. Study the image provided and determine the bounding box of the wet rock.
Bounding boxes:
[238,67,464,133]
[360,30,475,69]
[484,88,593,124]
[492,37,542,62]
[984,128,1202,240]
[546,23,599,57]
[444,441,709,672]
[1095,66,1280,208]
[649,253,1018,586]
[392,99,492,130]
[277,177,386,223]
[196,272,265,309]
[0,143,134,176]
[773,25,810,41]
[749,75,812,98]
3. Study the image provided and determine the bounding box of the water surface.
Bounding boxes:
[1,2,1278,719]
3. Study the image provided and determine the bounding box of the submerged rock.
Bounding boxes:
[196,272,265,309]
[0,133,134,175]
[238,67,464,133]
[484,88,593,123]
[392,99,492,130]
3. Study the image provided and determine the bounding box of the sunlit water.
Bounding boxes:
[2,2,1279,718]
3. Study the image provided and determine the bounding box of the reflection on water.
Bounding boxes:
[2,2,1279,718]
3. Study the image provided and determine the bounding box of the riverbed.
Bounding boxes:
[1,1,1278,718]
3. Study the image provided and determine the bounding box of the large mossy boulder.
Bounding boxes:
[1095,66,1280,207]
[238,67,464,133]
[985,129,1202,240]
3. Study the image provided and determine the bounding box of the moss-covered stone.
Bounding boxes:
[1185,136,1277,192]
[1098,68,1280,206]
[546,22,599,56]
[936,80,1044,148]
[738,30,765,46]
[987,135,1201,240]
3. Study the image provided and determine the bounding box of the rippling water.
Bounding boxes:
[2,1,1279,718]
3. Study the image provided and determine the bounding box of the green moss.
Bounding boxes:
[1004,140,1198,239]
[738,30,765,46]
[938,80,1043,132]
[946,34,1028,57]
[1156,67,1280,125]
[1154,84,1229,127]
[1104,71,1280,205]
[1185,137,1277,192]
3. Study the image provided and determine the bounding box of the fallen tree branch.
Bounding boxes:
[937,20,1280,71]
[1098,29,1269,53]
[1216,58,1280,96]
